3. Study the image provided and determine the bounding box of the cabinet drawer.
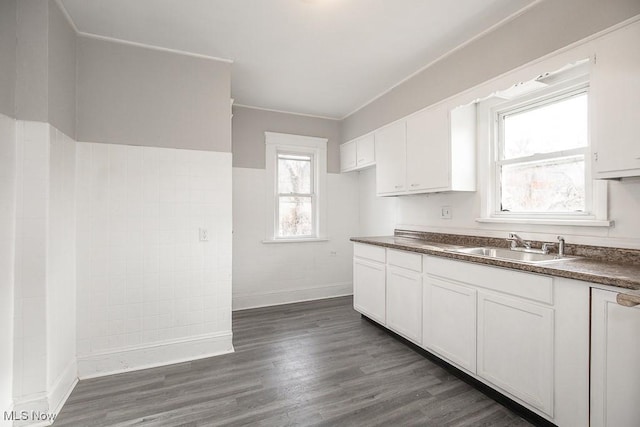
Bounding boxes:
[354,243,386,263]
[424,256,553,304]
[387,249,422,272]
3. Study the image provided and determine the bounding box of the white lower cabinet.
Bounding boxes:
[386,266,422,343]
[423,255,588,426]
[353,253,386,324]
[591,288,640,427]
[477,292,554,417]
[353,245,591,426]
[423,276,477,374]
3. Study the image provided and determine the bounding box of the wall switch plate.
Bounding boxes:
[199,228,210,242]
[440,206,452,219]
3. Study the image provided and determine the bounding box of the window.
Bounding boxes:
[478,63,609,226]
[277,152,314,237]
[265,132,327,242]
[497,89,589,214]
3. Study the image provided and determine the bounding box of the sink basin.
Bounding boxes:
[448,247,573,263]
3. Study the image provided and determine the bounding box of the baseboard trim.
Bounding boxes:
[1,401,13,427]
[10,393,50,427]
[232,282,353,311]
[48,359,77,420]
[8,359,78,427]
[77,332,234,379]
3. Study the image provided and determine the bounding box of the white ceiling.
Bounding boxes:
[60,0,536,119]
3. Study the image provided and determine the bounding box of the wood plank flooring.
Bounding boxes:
[54,296,532,426]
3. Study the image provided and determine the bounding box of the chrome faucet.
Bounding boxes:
[557,236,565,257]
[507,232,531,250]
[541,236,566,256]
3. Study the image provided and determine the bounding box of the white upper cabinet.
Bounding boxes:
[406,103,450,191]
[591,20,640,179]
[406,103,476,193]
[375,121,407,194]
[374,103,476,196]
[340,133,376,172]
[356,133,375,168]
[340,140,357,171]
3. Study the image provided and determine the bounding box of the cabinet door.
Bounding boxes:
[477,292,554,416]
[423,276,477,373]
[591,288,640,427]
[353,257,386,324]
[406,104,450,191]
[375,121,406,195]
[340,141,357,172]
[356,134,375,168]
[592,21,640,178]
[386,266,422,343]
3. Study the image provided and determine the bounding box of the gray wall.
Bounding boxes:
[48,0,76,139]
[15,0,48,123]
[342,0,640,141]
[0,0,16,118]
[10,0,76,137]
[232,106,341,173]
[77,36,232,152]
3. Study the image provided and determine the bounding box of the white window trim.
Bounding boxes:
[264,132,328,242]
[477,69,612,227]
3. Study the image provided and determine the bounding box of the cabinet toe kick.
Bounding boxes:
[615,290,640,307]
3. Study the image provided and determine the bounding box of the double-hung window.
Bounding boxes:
[497,87,589,214]
[276,152,314,237]
[265,132,328,242]
[481,66,609,226]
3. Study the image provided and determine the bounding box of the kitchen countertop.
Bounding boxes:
[350,233,640,293]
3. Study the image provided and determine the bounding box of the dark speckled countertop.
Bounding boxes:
[351,231,640,292]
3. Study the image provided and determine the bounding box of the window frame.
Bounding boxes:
[479,72,610,226]
[264,132,328,243]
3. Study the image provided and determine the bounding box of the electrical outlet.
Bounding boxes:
[199,228,210,242]
[440,206,452,219]
[329,251,337,257]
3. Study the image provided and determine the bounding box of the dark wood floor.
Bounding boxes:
[54,296,531,426]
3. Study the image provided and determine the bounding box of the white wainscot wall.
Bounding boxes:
[0,113,17,426]
[46,126,78,416]
[75,143,233,378]
[232,167,359,310]
[12,121,78,424]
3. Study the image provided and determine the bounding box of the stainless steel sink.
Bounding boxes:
[447,247,574,263]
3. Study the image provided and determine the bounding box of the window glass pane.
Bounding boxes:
[278,196,312,237]
[501,156,585,213]
[502,93,588,160]
[278,154,311,194]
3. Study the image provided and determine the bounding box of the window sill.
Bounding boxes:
[476,217,613,227]
[262,238,329,244]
